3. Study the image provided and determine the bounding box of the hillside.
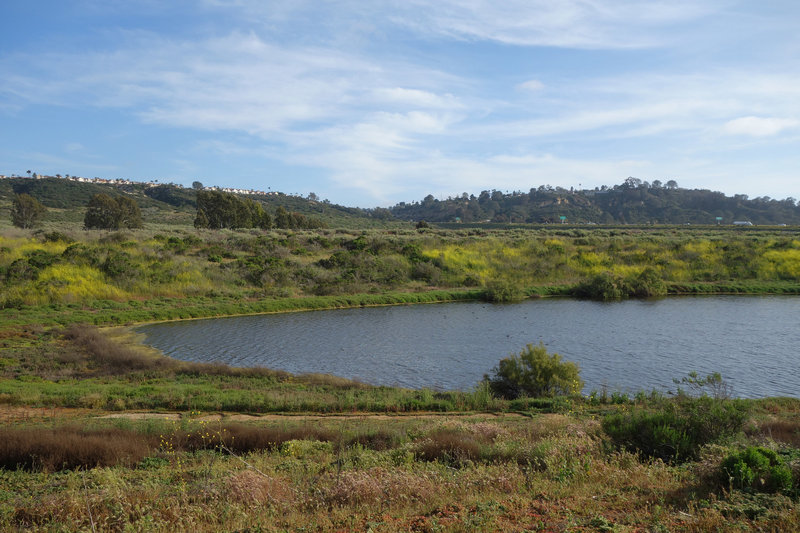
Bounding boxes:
[3,176,800,229]
[0,177,386,228]
[391,180,800,225]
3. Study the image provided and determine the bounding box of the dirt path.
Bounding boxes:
[97,411,530,422]
[0,406,528,423]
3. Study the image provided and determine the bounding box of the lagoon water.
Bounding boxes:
[137,296,800,398]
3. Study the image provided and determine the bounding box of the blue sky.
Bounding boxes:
[2,1,799,207]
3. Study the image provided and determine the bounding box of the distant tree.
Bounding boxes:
[370,207,393,220]
[274,206,291,229]
[623,177,642,189]
[192,181,204,190]
[194,208,210,229]
[307,192,319,202]
[244,198,271,229]
[651,180,663,188]
[195,190,272,229]
[84,194,120,229]
[10,193,47,228]
[196,190,240,229]
[666,180,678,189]
[115,196,143,229]
[84,194,142,230]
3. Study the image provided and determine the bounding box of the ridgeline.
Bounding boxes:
[390,180,800,226]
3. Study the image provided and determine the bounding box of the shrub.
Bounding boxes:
[721,446,794,493]
[574,268,666,301]
[602,397,749,463]
[628,267,667,298]
[482,281,526,303]
[573,271,628,301]
[484,343,583,399]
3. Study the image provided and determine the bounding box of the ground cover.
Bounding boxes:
[1,405,799,531]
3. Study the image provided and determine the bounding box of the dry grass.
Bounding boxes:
[319,467,439,507]
[747,418,800,447]
[172,422,337,454]
[63,324,293,380]
[1,412,799,532]
[415,428,487,465]
[62,323,174,374]
[225,469,297,506]
[0,425,153,471]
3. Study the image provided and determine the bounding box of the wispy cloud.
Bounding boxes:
[392,0,720,49]
[723,116,799,137]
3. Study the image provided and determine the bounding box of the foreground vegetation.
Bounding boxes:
[0,218,799,530]
[1,394,799,531]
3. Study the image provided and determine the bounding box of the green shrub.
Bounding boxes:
[482,280,525,303]
[574,268,666,301]
[628,267,667,298]
[602,397,749,463]
[573,271,628,301]
[721,446,793,493]
[484,343,583,399]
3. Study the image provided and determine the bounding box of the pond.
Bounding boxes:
[137,296,800,398]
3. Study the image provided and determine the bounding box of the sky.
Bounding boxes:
[1,1,799,207]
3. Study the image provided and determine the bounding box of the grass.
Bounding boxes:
[1,411,798,531]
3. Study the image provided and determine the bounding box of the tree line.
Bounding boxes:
[390,179,800,225]
[193,190,324,230]
[9,189,324,231]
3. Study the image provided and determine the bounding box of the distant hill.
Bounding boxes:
[390,180,800,225]
[0,177,387,228]
[4,176,798,228]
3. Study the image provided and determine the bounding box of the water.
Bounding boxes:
[137,296,800,398]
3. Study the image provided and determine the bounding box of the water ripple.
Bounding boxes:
[138,296,800,398]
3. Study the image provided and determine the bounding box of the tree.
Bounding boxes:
[192,181,204,190]
[666,180,678,189]
[84,194,143,229]
[10,193,47,228]
[484,343,583,399]
[115,196,143,229]
[195,190,273,229]
[274,206,291,229]
[623,177,642,189]
[84,193,119,229]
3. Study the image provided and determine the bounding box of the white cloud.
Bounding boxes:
[517,80,544,92]
[722,116,799,137]
[372,88,462,109]
[64,142,85,153]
